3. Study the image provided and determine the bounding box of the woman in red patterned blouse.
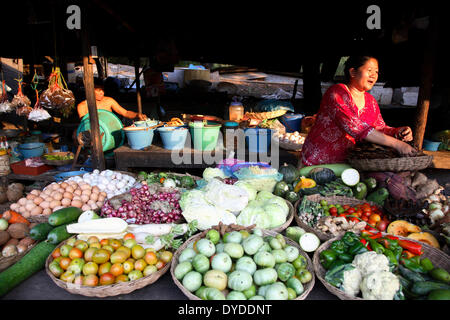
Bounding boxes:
[301,56,416,166]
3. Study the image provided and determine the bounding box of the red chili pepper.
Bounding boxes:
[159,177,165,184]
[401,250,416,259]
[360,238,372,251]
[386,236,423,255]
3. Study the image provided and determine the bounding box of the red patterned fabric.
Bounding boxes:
[301,84,398,166]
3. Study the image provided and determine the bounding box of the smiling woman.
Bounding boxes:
[301,55,417,166]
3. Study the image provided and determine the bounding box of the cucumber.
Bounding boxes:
[352,182,368,200]
[366,188,389,206]
[411,281,450,296]
[48,207,83,227]
[47,223,73,244]
[29,223,54,241]
[363,178,377,192]
[428,289,450,300]
[398,265,427,283]
[0,241,57,297]
[299,163,352,178]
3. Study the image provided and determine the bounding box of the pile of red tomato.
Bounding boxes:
[327,202,389,232]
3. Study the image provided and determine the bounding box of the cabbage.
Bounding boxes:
[264,196,289,217]
[182,203,237,230]
[179,189,208,211]
[203,168,227,181]
[234,181,257,201]
[256,190,275,202]
[204,179,249,214]
[264,203,287,228]
[236,206,271,229]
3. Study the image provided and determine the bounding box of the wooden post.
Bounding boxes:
[135,57,142,115]
[413,14,439,149]
[81,4,105,170]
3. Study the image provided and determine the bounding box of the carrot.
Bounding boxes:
[1,210,30,225]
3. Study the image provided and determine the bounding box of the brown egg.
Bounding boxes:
[43,188,53,196]
[25,202,36,212]
[31,206,43,216]
[71,199,83,208]
[18,206,26,215]
[92,186,100,194]
[52,206,65,212]
[40,201,50,209]
[100,192,107,198]
[97,195,106,203]
[74,189,82,196]
[80,184,92,191]
[10,203,20,211]
[90,203,98,210]
[73,195,82,201]
[87,199,96,205]
[49,200,61,209]
[22,211,31,218]
[63,192,73,200]
[52,183,60,191]
[82,190,92,197]
[18,197,28,206]
[80,195,90,203]
[42,208,52,215]
[30,189,41,196]
[96,201,104,208]
[65,185,75,194]
[60,182,69,189]
[90,193,99,202]
[33,197,44,205]
[53,192,63,201]
[61,198,72,206]
[81,204,91,211]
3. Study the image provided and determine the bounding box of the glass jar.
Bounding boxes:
[229,101,244,121]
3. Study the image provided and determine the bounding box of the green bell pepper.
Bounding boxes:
[363,235,385,254]
[342,231,360,247]
[348,242,369,256]
[338,253,353,263]
[420,257,434,272]
[320,249,338,270]
[328,258,347,270]
[400,257,427,274]
[330,240,348,255]
[384,249,398,266]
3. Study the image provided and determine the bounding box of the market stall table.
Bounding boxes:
[114,144,300,171]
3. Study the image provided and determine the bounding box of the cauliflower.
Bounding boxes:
[360,271,400,300]
[341,267,363,297]
[352,251,389,277]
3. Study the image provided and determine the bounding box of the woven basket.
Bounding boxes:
[170,223,315,300]
[45,236,171,297]
[294,195,382,242]
[0,242,37,272]
[27,214,51,224]
[348,155,433,172]
[41,152,74,166]
[313,233,450,300]
[244,110,287,120]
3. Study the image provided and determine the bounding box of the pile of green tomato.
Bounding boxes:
[173,228,313,300]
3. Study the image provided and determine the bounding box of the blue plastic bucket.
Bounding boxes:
[244,128,273,153]
[423,139,441,151]
[124,127,155,150]
[281,113,304,133]
[134,120,159,128]
[18,142,45,158]
[157,127,188,150]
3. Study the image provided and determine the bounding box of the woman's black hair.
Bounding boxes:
[344,55,377,83]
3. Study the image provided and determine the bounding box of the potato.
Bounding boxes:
[71,199,83,208]
[31,206,43,216]
[16,244,28,254]
[18,237,36,247]
[49,200,61,209]
[53,192,63,201]
[42,208,52,216]
[5,238,19,246]
[18,197,27,206]
[61,198,72,206]
[0,230,10,246]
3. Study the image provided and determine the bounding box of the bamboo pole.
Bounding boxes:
[413,14,439,150]
[81,4,105,170]
[135,57,142,115]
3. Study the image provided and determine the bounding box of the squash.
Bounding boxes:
[308,167,337,184]
[294,177,316,193]
[407,232,440,249]
[279,163,299,184]
[386,220,422,237]
[273,181,290,197]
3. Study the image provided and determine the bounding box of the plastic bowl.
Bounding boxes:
[124,126,155,150]
[18,142,45,158]
[423,139,441,151]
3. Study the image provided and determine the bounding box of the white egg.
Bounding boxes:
[115,173,122,180]
[116,181,125,189]
[97,183,106,191]
[93,169,100,175]
[107,184,116,191]
[105,170,113,176]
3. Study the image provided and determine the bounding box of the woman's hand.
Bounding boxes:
[395,126,413,142]
[394,140,417,156]
[137,113,147,121]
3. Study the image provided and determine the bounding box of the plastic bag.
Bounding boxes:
[0,81,13,113]
[233,165,282,193]
[10,80,31,111]
[28,90,51,122]
[254,99,295,113]
[40,67,75,117]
